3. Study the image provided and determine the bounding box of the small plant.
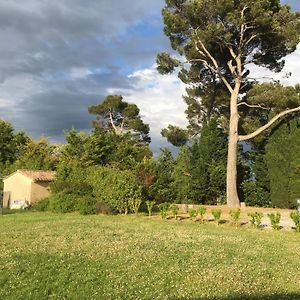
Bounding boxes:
[188,208,197,220]
[146,200,156,217]
[198,206,206,223]
[211,209,222,224]
[170,204,179,220]
[248,212,263,229]
[158,202,170,219]
[290,211,300,232]
[129,199,142,216]
[267,212,281,230]
[229,208,241,226]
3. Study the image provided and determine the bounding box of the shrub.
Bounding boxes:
[267,213,281,230]
[34,198,50,211]
[129,199,142,215]
[188,208,197,220]
[198,206,206,223]
[146,200,156,217]
[229,208,241,226]
[88,166,142,214]
[248,212,263,228]
[158,202,170,219]
[76,197,97,215]
[96,202,115,215]
[211,209,222,224]
[169,204,179,220]
[50,181,93,196]
[48,193,78,213]
[242,182,270,207]
[290,211,300,232]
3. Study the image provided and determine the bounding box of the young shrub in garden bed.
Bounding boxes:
[248,212,263,229]
[211,209,222,224]
[267,212,281,230]
[188,208,197,221]
[146,200,155,217]
[129,199,142,216]
[158,202,170,219]
[170,204,179,220]
[198,206,206,223]
[290,211,300,232]
[230,208,241,226]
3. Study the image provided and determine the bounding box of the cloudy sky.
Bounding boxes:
[0,0,299,155]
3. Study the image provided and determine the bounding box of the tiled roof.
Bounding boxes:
[18,170,56,182]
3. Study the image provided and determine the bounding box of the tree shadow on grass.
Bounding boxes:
[174,293,300,300]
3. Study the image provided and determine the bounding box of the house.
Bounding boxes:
[2,170,55,208]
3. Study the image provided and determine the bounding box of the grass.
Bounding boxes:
[0,212,300,299]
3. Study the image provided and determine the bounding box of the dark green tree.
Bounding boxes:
[88,95,150,143]
[149,148,175,203]
[189,118,227,204]
[265,118,300,208]
[157,0,300,207]
[172,146,193,203]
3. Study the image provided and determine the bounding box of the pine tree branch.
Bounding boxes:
[239,106,300,141]
[194,36,234,93]
[237,102,270,110]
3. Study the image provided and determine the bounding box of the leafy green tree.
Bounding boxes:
[157,0,300,207]
[172,145,193,203]
[189,118,227,204]
[265,118,300,208]
[12,138,59,171]
[161,125,189,146]
[88,95,150,143]
[149,148,175,203]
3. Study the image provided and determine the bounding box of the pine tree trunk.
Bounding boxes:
[226,85,241,207]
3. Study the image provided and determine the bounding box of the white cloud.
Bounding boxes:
[108,65,188,154]
[249,45,300,86]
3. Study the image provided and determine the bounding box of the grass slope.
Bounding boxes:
[0,212,300,299]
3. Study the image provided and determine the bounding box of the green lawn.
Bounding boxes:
[0,212,300,300]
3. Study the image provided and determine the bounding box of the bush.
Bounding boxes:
[290,211,300,232]
[198,206,206,223]
[146,200,156,217]
[248,212,263,228]
[50,181,93,196]
[158,202,170,219]
[170,204,179,220]
[188,208,197,220]
[267,213,281,230]
[88,166,142,214]
[129,199,142,215]
[48,193,78,213]
[242,182,270,207]
[229,208,241,226]
[211,209,222,224]
[76,197,97,215]
[34,198,50,211]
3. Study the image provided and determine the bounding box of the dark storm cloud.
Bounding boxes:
[0,0,168,141]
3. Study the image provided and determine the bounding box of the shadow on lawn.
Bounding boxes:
[175,293,300,300]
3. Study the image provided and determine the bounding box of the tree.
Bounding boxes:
[172,146,193,203]
[157,0,300,206]
[12,138,59,171]
[149,148,175,203]
[189,118,227,204]
[265,117,300,208]
[161,125,189,146]
[88,95,151,143]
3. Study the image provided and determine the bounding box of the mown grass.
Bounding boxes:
[0,212,300,299]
